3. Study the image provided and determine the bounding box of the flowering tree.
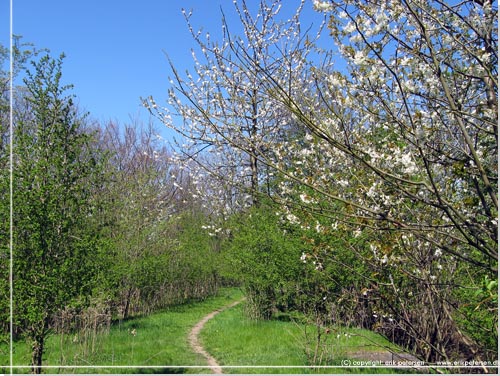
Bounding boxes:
[260,0,498,361]
[264,0,497,267]
[147,0,497,362]
[146,0,315,212]
[278,0,497,361]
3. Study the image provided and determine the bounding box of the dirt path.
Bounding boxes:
[188,297,246,374]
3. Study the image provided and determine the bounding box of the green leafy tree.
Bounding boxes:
[0,42,10,359]
[12,54,103,373]
[222,202,305,320]
[92,121,175,318]
[1,38,45,358]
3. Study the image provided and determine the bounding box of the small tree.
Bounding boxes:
[95,121,177,318]
[12,54,103,373]
[1,38,44,355]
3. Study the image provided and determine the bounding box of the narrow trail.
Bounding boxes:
[188,297,246,374]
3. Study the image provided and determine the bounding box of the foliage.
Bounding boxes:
[222,202,304,319]
[85,121,223,320]
[0,45,10,355]
[0,38,47,353]
[11,53,105,372]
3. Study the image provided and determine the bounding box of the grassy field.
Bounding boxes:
[2,287,421,374]
[2,288,244,374]
[200,303,414,374]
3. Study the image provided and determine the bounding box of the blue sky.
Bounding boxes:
[2,1,325,139]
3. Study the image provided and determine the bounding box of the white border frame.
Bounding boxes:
[5,1,499,374]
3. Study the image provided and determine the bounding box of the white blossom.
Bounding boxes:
[286,213,300,225]
[353,50,367,65]
[313,0,333,12]
[300,193,313,204]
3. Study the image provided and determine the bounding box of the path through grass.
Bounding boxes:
[3,287,421,374]
[3,288,243,374]
[200,303,419,374]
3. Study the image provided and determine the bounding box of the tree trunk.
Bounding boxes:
[250,152,259,205]
[123,287,133,319]
[249,87,259,207]
[31,334,44,374]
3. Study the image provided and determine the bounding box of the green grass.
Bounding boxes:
[1,288,244,374]
[200,303,418,374]
[2,288,422,374]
